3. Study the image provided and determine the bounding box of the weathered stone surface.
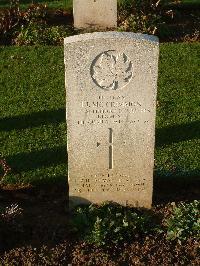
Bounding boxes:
[73,0,117,29]
[64,32,159,208]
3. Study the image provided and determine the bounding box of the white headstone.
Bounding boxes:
[73,0,117,29]
[64,32,159,208]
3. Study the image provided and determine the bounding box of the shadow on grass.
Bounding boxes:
[153,175,200,204]
[1,109,200,205]
[1,109,199,147]
[1,109,199,177]
[156,120,200,147]
[0,108,65,132]
[7,146,67,172]
[5,144,200,206]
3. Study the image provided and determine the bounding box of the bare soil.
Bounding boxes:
[0,178,199,265]
[45,5,200,43]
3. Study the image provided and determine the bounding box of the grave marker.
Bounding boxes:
[73,0,117,29]
[64,32,159,208]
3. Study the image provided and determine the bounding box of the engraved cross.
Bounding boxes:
[109,128,113,169]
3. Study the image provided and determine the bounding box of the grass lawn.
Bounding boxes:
[0,43,199,185]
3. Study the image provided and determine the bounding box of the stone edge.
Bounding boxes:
[64,31,159,45]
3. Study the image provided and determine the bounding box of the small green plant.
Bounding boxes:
[165,200,200,241]
[15,22,70,45]
[72,202,159,247]
[0,0,70,45]
[0,0,48,44]
[118,0,174,36]
[0,0,21,44]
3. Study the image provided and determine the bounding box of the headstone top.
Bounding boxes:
[64,32,159,45]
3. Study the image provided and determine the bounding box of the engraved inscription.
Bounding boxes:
[91,50,133,90]
[73,174,146,193]
[77,96,151,125]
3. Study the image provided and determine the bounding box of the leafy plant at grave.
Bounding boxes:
[15,22,70,45]
[71,202,159,247]
[118,0,174,37]
[165,200,200,242]
[21,1,48,22]
[0,0,21,44]
[0,0,70,45]
[0,0,47,44]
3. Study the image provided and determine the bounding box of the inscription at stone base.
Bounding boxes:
[74,175,146,193]
[64,32,159,208]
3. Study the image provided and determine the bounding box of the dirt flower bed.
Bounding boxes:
[0,1,199,45]
[1,237,199,265]
[0,181,199,265]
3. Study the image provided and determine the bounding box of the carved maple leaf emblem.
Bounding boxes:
[91,51,133,90]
